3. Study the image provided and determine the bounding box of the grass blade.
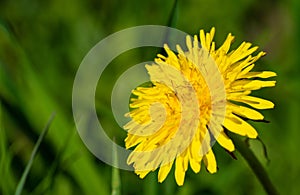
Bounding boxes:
[0,100,16,194]
[111,138,121,195]
[15,113,55,195]
[166,0,179,28]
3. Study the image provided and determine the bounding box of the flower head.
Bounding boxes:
[124,27,276,186]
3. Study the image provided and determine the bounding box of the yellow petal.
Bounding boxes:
[125,134,143,148]
[226,90,251,99]
[186,35,193,53]
[199,29,207,50]
[205,32,212,50]
[227,103,264,120]
[226,51,266,76]
[176,44,185,55]
[189,131,201,161]
[158,161,174,183]
[209,27,216,43]
[239,63,255,75]
[216,131,235,152]
[211,41,215,52]
[164,44,177,59]
[230,96,274,109]
[229,42,258,64]
[136,170,151,179]
[238,71,277,79]
[231,80,276,91]
[175,156,186,186]
[203,150,217,173]
[218,33,234,54]
[189,158,201,173]
[223,113,258,138]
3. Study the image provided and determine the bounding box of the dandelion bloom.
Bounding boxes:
[124,28,276,186]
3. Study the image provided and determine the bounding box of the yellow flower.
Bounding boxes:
[124,27,276,186]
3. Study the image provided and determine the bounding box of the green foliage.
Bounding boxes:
[1,0,299,194]
[15,114,55,195]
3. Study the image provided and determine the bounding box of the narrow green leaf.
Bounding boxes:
[15,113,55,195]
[111,138,121,195]
[228,132,279,195]
[0,100,16,194]
[166,0,179,28]
[30,127,77,195]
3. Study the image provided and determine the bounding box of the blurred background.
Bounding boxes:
[1,0,299,194]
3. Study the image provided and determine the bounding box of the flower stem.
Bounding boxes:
[228,133,279,195]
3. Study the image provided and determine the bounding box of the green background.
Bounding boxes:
[1,0,299,194]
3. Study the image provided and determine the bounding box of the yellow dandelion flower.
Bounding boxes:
[123,27,276,186]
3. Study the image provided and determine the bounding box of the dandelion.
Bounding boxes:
[124,27,276,186]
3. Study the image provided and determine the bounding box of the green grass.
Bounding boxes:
[15,113,55,195]
[1,0,299,194]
